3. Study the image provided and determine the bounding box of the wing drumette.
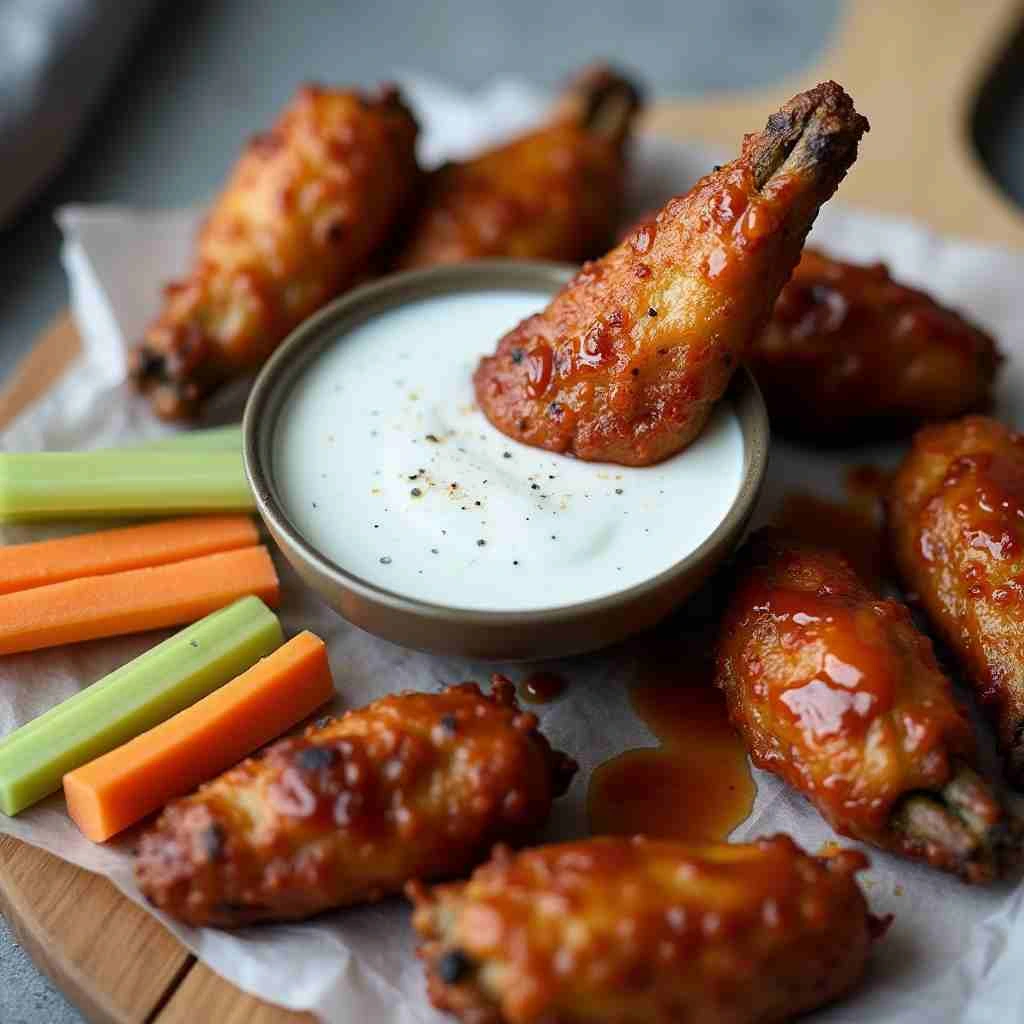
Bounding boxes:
[135,678,575,926]
[749,248,1001,441]
[474,82,868,466]
[889,416,1024,786]
[394,65,641,269]
[410,834,878,1024]
[130,84,420,419]
[716,528,1012,883]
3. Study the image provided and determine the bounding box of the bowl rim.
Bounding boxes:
[243,259,769,628]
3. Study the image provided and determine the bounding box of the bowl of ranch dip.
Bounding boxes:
[243,261,768,660]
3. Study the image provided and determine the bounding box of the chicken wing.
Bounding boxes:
[135,678,576,926]
[473,81,868,466]
[889,416,1024,786]
[716,528,1012,882]
[130,83,420,419]
[409,834,878,1024]
[749,248,1001,441]
[393,65,641,269]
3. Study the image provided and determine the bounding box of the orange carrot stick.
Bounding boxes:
[0,546,279,656]
[0,516,259,596]
[64,631,334,842]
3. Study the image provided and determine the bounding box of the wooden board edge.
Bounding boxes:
[644,0,1024,249]
[0,313,81,430]
[154,962,315,1024]
[0,836,195,1024]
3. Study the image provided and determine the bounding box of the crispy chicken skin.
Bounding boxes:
[130,83,420,419]
[889,416,1024,787]
[716,529,1011,883]
[473,81,868,466]
[135,679,576,927]
[749,249,1001,441]
[394,65,641,269]
[409,834,877,1024]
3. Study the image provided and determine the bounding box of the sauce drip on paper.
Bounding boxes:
[520,671,568,704]
[587,631,754,841]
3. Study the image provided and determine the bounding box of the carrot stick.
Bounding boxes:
[0,516,259,596]
[0,597,282,815]
[0,546,279,656]
[64,631,334,841]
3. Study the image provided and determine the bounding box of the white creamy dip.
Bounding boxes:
[273,288,746,612]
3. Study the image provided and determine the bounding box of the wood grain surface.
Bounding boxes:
[1,1,1022,1021]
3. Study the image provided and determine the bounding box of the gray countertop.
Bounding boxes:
[0,1,838,1020]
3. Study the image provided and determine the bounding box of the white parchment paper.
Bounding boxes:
[3,76,1024,1023]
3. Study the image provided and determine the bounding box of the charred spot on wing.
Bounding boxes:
[436,949,473,984]
[766,110,793,136]
[807,127,844,162]
[129,344,171,391]
[201,823,226,861]
[556,63,644,145]
[296,745,340,772]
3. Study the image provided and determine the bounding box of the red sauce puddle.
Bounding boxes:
[520,671,568,705]
[587,633,754,842]
[587,467,892,844]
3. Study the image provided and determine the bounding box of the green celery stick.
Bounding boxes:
[0,594,281,759]
[130,425,242,452]
[0,449,254,522]
[0,596,283,815]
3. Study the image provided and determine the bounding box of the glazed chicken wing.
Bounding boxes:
[716,528,1012,882]
[410,834,878,1024]
[135,678,575,926]
[474,81,868,466]
[749,248,1001,441]
[131,83,420,419]
[394,65,641,269]
[889,416,1024,786]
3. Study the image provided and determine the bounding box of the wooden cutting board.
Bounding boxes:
[1,2,1023,1021]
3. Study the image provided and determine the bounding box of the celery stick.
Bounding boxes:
[130,425,242,452]
[0,596,283,815]
[0,449,254,522]
[0,595,280,756]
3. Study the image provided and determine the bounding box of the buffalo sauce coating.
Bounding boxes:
[774,489,886,590]
[134,679,576,927]
[716,530,975,842]
[773,463,895,591]
[410,834,875,1024]
[587,632,754,842]
[131,84,421,418]
[473,115,841,467]
[394,65,639,270]
[749,249,1001,438]
[889,416,1024,781]
[394,121,626,269]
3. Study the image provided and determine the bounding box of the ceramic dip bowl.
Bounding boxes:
[244,261,768,660]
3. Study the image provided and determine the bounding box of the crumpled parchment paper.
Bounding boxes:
[3,75,1024,1023]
